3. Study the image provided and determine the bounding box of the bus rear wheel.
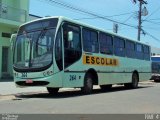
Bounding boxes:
[124,73,139,89]
[154,79,160,82]
[81,73,93,94]
[47,87,59,95]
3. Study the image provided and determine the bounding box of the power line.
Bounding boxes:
[143,27,160,30]
[74,12,135,20]
[148,18,160,21]
[142,29,160,42]
[143,20,160,25]
[123,13,134,23]
[38,0,138,29]
[37,0,160,43]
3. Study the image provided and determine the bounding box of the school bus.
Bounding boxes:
[11,16,151,94]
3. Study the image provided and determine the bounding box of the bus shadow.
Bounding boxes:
[14,85,153,100]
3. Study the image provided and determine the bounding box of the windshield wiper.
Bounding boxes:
[28,29,47,68]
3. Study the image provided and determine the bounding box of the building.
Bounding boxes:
[151,46,160,56]
[0,0,29,80]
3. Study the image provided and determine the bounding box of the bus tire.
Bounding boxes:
[125,73,139,89]
[81,73,93,94]
[154,79,160,82]
[100,85,112,92]
[47,87,59,95]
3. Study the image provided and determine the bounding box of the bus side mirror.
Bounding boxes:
[68,31,73,42]
[10,40,13,52]
[10,34,17,52]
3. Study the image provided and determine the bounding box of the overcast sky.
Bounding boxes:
[30,0,160,48]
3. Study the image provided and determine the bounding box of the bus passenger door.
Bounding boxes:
[62,23,82,87]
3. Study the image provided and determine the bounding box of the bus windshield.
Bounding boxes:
[14,19,58,71]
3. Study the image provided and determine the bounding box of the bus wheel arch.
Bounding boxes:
[86,68,98,85]
[81,68,98,94]
[133,70,139,82]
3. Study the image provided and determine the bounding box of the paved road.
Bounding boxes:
[0,81,46,95]
[0,81,160,114]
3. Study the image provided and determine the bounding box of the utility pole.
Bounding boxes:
[137,0,147,41]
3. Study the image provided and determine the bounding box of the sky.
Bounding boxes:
[29,0,160,48]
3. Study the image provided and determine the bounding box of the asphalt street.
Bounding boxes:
[0,81,159,114]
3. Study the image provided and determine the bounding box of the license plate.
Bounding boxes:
[26,79,33,84]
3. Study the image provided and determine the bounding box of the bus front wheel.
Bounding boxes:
[47,87,59,95]
[81,73,93,94]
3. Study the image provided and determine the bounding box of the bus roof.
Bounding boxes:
[20,16,150,46]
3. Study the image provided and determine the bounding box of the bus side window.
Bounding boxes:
[126,40,135,58]
[136,43,143,60]
[99,32,113,55]
[114,37,125,57]
[143,45,150,61]
[82,28,99,53]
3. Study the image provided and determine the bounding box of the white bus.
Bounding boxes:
[12,16,151,94]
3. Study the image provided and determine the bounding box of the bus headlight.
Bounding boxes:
[43,71,53,77]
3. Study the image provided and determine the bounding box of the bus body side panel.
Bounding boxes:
[63,72,85,88]
[98,73,132,85]
[138,61,151,82]
[61,52,151,88]
[62,57,85,88]
[97,56,132,85]
[82,54,151,85]
[139,73,151,82]
[47,71,63,88]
